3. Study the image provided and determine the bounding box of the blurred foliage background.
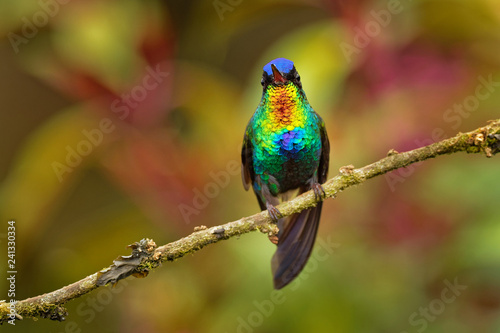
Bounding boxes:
[1,0,500,332]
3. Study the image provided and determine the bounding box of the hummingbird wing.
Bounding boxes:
[317,114,330,184]
[241,121,268,211]
[241,122,254,192]
[271,114,330,289]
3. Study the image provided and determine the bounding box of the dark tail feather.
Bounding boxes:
[271,202,322,289]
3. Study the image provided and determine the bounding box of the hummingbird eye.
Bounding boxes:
[295,72,300,81]
[261,77,265,86]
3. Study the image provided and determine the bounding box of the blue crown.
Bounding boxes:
[263,58,295,76]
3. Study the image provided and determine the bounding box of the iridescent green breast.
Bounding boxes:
[250,82,322,195]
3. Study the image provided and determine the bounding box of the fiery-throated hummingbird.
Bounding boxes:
[241,58,330,289]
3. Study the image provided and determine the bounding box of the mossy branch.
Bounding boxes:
[1,119,499,324]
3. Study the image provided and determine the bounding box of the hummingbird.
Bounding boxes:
[241,58,330,289]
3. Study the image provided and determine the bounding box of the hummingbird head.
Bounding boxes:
[261,58,302,89]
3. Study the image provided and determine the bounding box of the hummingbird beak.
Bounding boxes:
[271,64,287,84]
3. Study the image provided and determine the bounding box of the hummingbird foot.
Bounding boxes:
[311,183,326,202]
[266,202,282,222]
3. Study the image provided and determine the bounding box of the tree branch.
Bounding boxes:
[1,119,499,324]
